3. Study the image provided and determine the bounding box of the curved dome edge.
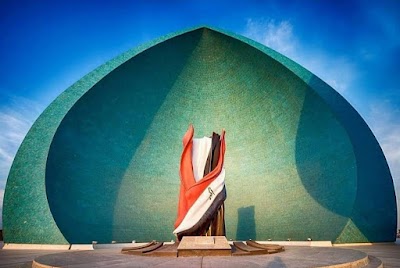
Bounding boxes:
[3,25,396,244]
[207,26,397,242]
[2,26,207,244]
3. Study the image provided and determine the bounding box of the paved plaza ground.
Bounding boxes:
[0,240,399,267]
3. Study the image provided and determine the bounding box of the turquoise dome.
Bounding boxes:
[3,26,396,244]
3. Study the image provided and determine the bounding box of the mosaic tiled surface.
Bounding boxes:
[3,26,396,244]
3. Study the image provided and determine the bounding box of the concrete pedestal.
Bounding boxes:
[177,236,231,257]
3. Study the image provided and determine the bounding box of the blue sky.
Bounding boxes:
[1,0,399,229]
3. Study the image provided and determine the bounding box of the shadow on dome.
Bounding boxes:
[45,30,202,243]
[296,74,397,242]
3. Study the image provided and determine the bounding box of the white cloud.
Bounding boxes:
[367,101,400,184]
[0,189,3,228]
[0,96,44,228]
[242,18,357,94]
[366,100,400,228]
[244,18,296,56]
[0,189,3,207]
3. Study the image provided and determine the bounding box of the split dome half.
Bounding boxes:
[3,26,397,244]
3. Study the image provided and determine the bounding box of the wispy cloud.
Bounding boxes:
[243,19,297,56]
[242,18,357,94]
[0,189,3,227]
[0,96,44,228]
[367,101,400,185]
[0,97,43,179]
[367,100,400,227]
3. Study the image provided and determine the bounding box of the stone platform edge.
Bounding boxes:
[2,244,71,250]
[1,241,177,250]
[251,240,333,247]
[5,240,398,250]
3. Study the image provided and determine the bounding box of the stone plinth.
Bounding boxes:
[177,236,231,257]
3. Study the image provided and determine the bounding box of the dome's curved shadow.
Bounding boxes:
[294,88,357,241]
[301,75,397,242]
[45,30,202,243]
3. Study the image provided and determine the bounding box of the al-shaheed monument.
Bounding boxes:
[2,26,397,246]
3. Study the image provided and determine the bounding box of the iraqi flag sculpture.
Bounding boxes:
[173,125,226,241]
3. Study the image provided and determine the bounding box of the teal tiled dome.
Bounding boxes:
[3,27,396,244]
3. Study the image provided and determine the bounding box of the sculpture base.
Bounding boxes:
[177,236,231,257]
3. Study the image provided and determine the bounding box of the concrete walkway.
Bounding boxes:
[33,247,371,268]
[0,241,399,267]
